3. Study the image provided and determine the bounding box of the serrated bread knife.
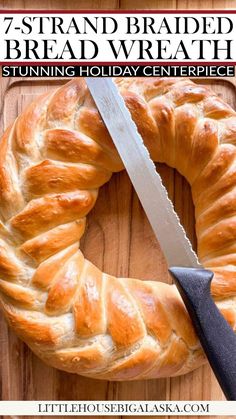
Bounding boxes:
[86,77,236,400]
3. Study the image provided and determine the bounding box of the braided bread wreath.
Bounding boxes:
[0,76,236,381]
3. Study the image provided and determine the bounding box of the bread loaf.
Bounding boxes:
[0,77,235,380]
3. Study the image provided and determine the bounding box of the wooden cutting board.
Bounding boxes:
[0,1,236,419]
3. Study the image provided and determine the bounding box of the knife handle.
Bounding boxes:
[169,267,236,401]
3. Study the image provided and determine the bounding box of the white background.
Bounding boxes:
[0,12,235,62]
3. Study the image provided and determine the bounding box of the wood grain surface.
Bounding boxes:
[0,1,236,419]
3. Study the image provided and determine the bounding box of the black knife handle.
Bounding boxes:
[169,267,236,401]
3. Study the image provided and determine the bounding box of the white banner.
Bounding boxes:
[0,401,234,416]
[0,12,235,63]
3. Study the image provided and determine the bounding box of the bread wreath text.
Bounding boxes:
[0,77,235,380]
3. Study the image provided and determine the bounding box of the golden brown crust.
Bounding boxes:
[20,219,86,264]
[0,77,235,380]
[10,190,97,239]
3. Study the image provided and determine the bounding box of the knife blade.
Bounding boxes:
[86,77,200,268]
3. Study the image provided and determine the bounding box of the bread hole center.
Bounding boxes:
[80,163,196,285]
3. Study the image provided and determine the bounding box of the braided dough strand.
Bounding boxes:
[0,77,235,380]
